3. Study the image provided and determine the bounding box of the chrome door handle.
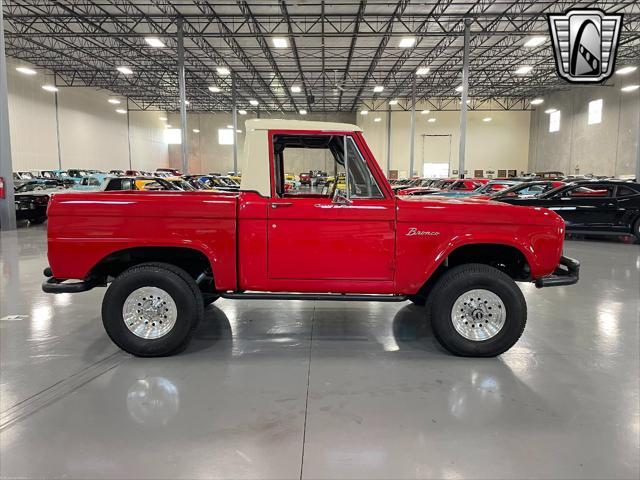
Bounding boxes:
[271,202,293,208]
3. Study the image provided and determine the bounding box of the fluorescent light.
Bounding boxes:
[421,109,430,115]
[208,86,221,93]
[399,37,415,48]
[272,37,288,48]
[374,117,382,122]
[544,108,557,114]
[621,84,639,92]
[216,66,230,75]
[108,98,121,104]
[238,109,247,115]
[184,100,190,105]
[524,36,546,48]
[116,66,133,75]
[227,124,234,129]
[291,85,301,93]
[41,85,58,92]
[145,37,165,48]
[427,118,436,123]
[16,66,36,75]
[482,117,492,122]
[373,86,384,93]
[237,129,242,133]
[115,109,127,114]
[192,129,200,133]
[159,116,167,121]
[360,109,368,115]
[455,85,464,92]
[389,99,398,105]
[416,67,430,75]
[515,65,533,75]
[299,109,307,115]
[530,98,544,105]
[249,99,259,106]
[616,66,638,75]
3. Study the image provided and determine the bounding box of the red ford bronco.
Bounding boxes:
[43,119,579,357]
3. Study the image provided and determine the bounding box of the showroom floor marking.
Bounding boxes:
[0,351,127,431]
[299,302,316,480]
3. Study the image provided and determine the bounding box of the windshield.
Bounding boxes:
[170,179,196,191]
[490,182,548,199]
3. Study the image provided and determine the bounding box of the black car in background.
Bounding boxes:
[13,181,61,224]
[497,180,640,240]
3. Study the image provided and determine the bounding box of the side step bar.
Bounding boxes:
[220,292,408,302]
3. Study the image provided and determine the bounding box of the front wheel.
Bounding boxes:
[102,262,203,357]
[427,264,527,357]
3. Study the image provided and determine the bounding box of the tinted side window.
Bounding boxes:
[616,186,639,197]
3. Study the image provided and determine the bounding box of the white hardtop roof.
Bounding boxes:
[245,118,362,133]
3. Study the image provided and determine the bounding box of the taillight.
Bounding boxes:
[0,177,4,199]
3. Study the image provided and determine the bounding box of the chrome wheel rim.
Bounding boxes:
[122,287,177,339]
[451,289,506,341]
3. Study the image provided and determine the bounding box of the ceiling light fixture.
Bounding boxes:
[272,37,288,48]
[621,84,639,92]
[145,37,165,48]
[249,99,259,106]
[360,109,368,115]
[421,109,430,114]
[227,125,234,129]
[389,99,399,105]
[373,86,384,93]
[530,98,544,105]
[159,116,167,121]
[523,36,546,48]
[41,85,58,92]
[544,108,557,114]
[216,66,230,76]
[238,109,247,115]
[116,66,133,75]
[416,67,430,75]
[299,109,307,115]
[455,85,464,92]
[291,85,301,93]
[108,98,121,104]
[208,86,221,93]
[193,129,200,133]
[515,65,533,75]
[399,37,416,48]
[16,66,36,75]
[374,117,382,122]
[483,117,492,122]
[616,66,638,75]
[115,109,127,114]
[427,118,436,123]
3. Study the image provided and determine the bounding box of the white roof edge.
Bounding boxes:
[244,118,362,132]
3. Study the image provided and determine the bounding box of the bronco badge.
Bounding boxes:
[406,227,439,237]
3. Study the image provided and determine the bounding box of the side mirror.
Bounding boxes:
[332,189,352,205]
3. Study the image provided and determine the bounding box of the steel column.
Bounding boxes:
[458,19,471,179]
[54,91,62,169]
[636,94,640,182]
[386,108,392,176]
[409,76,416,178]
[232,73,238,174]
[126,97,132,170]
[177,18,188,174]
[0,1,16,230]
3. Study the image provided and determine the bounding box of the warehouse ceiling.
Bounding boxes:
[3,0,640,113]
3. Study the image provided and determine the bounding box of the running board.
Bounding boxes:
[220,292,408,302]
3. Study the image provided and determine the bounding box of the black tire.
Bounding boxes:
[633,217,640,242]
[101,262,203,357]
[427,263,527,357]
[202,293,220,307]
[407,294,426,306]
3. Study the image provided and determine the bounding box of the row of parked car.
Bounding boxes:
[10,168,243,225]
[388,175,640,241]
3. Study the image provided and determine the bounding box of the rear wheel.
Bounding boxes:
[102,262,203,357]
[427,263,526,357]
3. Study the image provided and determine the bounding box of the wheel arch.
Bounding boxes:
[88,246,217,289]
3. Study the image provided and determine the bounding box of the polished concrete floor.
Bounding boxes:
[1,224,638,479]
